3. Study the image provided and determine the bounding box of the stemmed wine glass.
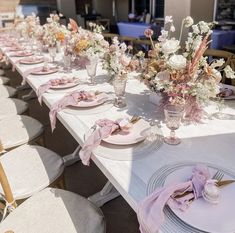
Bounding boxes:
[48,46,57,64]
[85,57,98,85]
[164,104,184,145]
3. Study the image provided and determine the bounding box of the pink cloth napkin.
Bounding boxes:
[79,119,121,166]
[49,90,94,132]
[137,165,210,233]
[11,59,23,72]
[21,67,43,85]
[36,77,75,104]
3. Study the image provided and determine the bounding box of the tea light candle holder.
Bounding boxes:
[202,179,220,204]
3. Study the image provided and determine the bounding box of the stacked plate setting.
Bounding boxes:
[147,162,235,233]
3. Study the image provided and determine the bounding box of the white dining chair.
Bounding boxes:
[0,85,17,98]
[0,144,65,201]
[0,76,9,85]
[0,98,28,120]
[0,163,106,233]
[0,115,44,153]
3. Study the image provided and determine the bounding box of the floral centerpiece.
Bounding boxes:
[102,37,139,78]
[15,13,41,39]
[67,21,109,58]
[102,37,139,107]
[42,14,68,47]
[140,16,235,121]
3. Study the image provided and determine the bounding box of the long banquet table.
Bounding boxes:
[1,44,235,232]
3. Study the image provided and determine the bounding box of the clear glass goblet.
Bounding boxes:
[164,104,184,145]
[216,97,226,119]
[113,77,127,108]
[63,54,72,72]
[85,57,98,85]
[48,46,57,64]
[36,40,43,56]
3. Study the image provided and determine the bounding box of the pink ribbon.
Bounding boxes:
[79,119,121,166]
[36,81,52,105]
[11,59,23,72]
[36,77,75,104]
[49,90,94,132]
[137,165,210,233]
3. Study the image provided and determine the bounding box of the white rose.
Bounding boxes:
[184,16,194,28]
[224,65,235,79]
[165,16,173,24]
[168,55,187,70]
[192,25,200,34]
[161,39,180,55]
[155,70,170,81]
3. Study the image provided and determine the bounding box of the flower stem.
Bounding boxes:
[150,36,155,51]
[179,19,185,44]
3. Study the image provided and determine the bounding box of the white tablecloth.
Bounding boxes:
[1,44,235,232]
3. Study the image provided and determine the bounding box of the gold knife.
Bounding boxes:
[217,180,235,187]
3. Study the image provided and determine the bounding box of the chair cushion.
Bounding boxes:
[0,85,16,98]
[0,76,9,85]
[0,69,5,76]
[0,115,44,149]
[0,188,106,233]
[0,98,28,120]
[0,145,64,199]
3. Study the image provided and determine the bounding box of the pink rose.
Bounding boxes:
[148,50,156,58]
[144,29,154,38]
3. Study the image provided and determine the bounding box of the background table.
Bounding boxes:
[211,29,235,50]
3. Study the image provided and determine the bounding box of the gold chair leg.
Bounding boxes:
[49,173,66,190]
[56,174,66,190]
[36,135,45,147]
[23,108,30,116]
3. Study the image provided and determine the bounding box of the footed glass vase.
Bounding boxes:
[113,75,127,108]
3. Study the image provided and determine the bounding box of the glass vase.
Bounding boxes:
[85,56,98,85]
[113,75,127,108]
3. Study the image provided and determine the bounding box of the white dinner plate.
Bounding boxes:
[12,52,34,57]
[50,81,79,89]
[73,93,109,108]
[103,118,150,145]
[9,48,24,52]
[19,57,44,65]
[164,165,235,233]
[31,67,58,75]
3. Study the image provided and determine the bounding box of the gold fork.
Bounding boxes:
[130,115,141,124]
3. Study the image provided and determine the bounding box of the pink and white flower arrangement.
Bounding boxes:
[15,13,41,39]
[67,21,109,58]
[140,16,235,121]
[102,37,139,78]
[41,14,68,47]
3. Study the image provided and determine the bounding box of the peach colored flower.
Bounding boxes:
[56,32,65,42]
[75,39,89,54]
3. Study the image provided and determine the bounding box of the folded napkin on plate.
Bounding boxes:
[21,64,53,84]
[137,165,210,233]
[49,90,94,132]
[218,87,234,97]
[37,77,75,104]
[79,119,123,166]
